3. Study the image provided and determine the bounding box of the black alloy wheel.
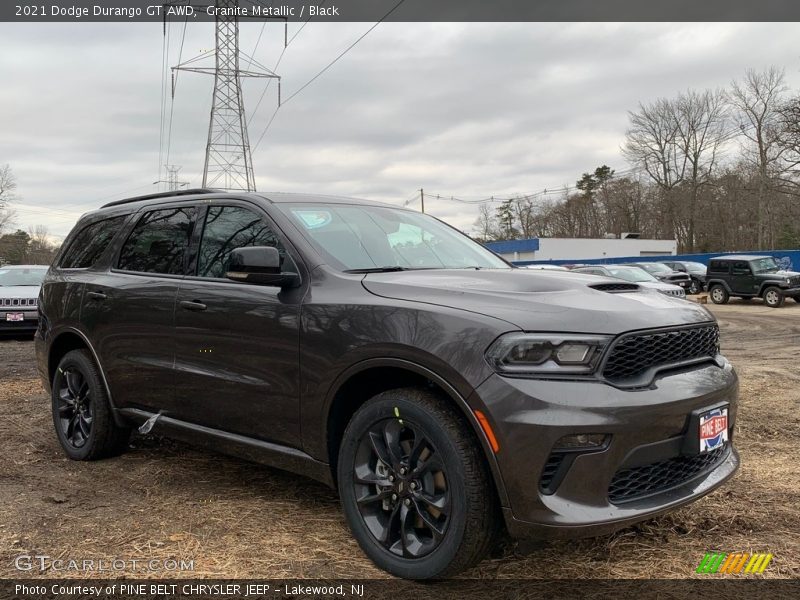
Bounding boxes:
[352,418,450,559]
[338,388,499,579]
[51,349,130,460]
[57,367,93,449]
[688,279,702,295]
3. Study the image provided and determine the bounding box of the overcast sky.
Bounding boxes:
[1,21,800,241]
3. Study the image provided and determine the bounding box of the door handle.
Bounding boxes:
[180,300,207,312]
[87,291,107,300]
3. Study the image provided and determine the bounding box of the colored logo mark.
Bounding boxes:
[696,552,773,574]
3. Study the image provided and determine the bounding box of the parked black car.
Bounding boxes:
[622,262,692,290]
[706,255,800,308]
[658,260,708,295]
[35,190,739,579]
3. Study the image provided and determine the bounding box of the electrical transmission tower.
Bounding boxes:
[169,0,281,191]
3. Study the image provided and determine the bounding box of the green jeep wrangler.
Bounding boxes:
[706,255,800,308]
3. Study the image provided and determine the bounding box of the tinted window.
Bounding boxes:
[196,206,288,279]
[709,261,728,273]
[60,216,126,269]
[117,208,194,275]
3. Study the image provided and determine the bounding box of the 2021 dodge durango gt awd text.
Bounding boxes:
[35,190,740,579]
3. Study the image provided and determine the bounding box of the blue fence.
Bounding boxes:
[513,249,800,272]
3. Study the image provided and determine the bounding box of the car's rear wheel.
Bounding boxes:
[337,388,499,579]
[709,284,729,304]
[763,286,785,308]
[51,349,130,460]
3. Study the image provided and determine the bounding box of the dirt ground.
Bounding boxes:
[1,300,799,580]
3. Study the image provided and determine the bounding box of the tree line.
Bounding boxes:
[474,67,800,253]
[0,164,61,265]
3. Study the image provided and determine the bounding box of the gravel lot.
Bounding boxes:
[1,300,798,579]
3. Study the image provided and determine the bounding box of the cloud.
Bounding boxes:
[1,21,800,239]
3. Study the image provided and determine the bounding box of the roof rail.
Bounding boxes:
[100,188,224,208]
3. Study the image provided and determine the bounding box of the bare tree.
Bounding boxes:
[27,225,60,264]
[672,89,730,251]
[729,67,788,248]
[0,164,17,234]
[472,203,499,242]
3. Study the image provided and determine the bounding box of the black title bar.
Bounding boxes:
[3,0,800,22]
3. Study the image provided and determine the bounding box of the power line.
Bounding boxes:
[246,0,324,129]
[251,0,407,154]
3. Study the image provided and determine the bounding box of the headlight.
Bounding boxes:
[485,333,611,375]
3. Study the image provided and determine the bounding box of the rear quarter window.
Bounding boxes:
[708,261,728,274]
[60,215,127,269]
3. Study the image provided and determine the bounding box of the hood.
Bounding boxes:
[361,270,713,334]
[775,270,800,277]
[637,281,683,292]
[0,285,40,299]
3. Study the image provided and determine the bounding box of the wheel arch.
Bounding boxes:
[47,328,127,427]
[758,281,783,297]
[323,358,509,508]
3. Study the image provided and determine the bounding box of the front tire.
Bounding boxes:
[51,349,130,460]
[763,286,785,308]
[337,388,499,579]
[688,279,702,295]
[709,284,729,305]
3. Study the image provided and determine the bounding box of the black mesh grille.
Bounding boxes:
[539,452,565,493]
[590,283,640,293]
[602,325,719,382]
[608,445,728,503]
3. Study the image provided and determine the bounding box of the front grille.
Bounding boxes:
[0,297,37,307]
[608,445,728,503]
[660,288,686,297]
[590,283,639,293]
[790,275,800,286]
[602,324,719,383]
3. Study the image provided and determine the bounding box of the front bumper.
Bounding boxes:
[472,360,739,539]
[0,310,38,332]
[778,285,800,298]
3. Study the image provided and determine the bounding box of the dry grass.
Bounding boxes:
[0,301,798,580]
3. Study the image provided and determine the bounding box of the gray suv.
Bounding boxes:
[35,190,739,579]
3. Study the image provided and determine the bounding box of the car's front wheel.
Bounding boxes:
[337,388,499,579]
[763,286,785,308]
[709,284,729,304]
[51,349,130,460]
[688,279,702,295]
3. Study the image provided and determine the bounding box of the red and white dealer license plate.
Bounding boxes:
[699,407,729,453]
[5,312,24,322]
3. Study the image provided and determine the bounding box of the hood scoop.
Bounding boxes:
[589,282,640,293]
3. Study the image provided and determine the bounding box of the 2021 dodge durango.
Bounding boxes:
[35,190,740,579]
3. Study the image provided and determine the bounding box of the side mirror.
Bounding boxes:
[225,246,300,288]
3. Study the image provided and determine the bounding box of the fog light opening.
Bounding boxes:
[553,433,608,450]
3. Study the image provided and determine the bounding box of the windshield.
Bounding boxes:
[751,257,779,273]
[682,261,707,273]
[0,267,48,286]
[278,203,511,271]
[608,267,659,283]
[638,263,672,274]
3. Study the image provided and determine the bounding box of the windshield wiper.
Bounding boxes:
[344,266,413,274]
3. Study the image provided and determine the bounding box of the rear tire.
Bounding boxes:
[51,349,130,460]
[763,286,785,308]
[709,285,729,305]
[337,388,499,579]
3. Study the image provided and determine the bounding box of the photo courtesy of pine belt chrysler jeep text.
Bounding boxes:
[35,190,740,579]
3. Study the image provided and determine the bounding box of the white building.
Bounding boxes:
[484,237,677,263]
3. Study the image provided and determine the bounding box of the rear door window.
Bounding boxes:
[60,216,126,269]
[117,208,194,275]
